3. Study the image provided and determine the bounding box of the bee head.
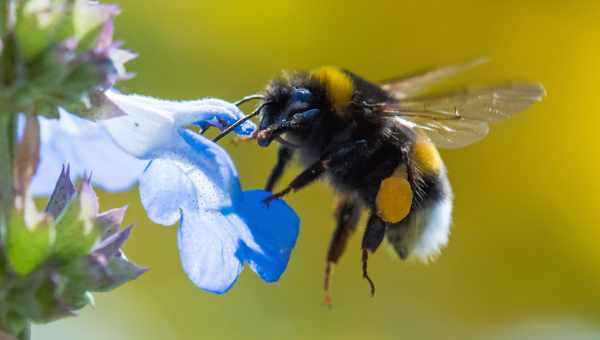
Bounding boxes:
[258,74,325,147]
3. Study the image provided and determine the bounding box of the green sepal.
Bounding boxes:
[14,0,76,62]
[75,24,104,54]
[91,255,146,292]
[6,212,53,276]
[52,200,99,262]
[17,48,105,119]
[60,252,146,295]
[29,272,74,323]
[14,8,52,62]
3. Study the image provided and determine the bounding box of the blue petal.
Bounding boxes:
[234,190,300,283]
[29,110,148,196]
[139,129,299,293]
[177,191,299,294]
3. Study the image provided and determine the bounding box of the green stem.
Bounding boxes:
[0,0,15,38]
[0,113,14,243]
[0,313,29,340]
[16,323,29,340]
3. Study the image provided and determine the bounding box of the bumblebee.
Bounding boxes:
[214,59,545,303]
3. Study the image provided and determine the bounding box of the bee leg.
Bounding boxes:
[324,198,360,306]
[265,146,294,192]
[361,213,387,297]
[262,161,325,204]
[263,140,369,203]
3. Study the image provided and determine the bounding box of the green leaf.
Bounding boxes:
[5,213,53,276]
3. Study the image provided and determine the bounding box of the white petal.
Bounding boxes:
[99,90,256,160]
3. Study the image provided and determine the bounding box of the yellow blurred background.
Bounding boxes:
[34,0,600,339]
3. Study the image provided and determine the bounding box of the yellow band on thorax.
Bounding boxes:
[310,66,353,115]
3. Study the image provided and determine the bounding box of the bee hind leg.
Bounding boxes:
[361,213,387,297]
[324,198,360,306]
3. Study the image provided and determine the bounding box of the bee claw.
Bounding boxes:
[263,188,291,205]
[262,196,276,205]
[324,261,334,308]
[362,249,376,297]
[324,293,333,309]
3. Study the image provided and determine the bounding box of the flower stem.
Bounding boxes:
[0,114,14,242]
[16,324,29,340]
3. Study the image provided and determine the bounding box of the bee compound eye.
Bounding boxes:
[291,87,312,103]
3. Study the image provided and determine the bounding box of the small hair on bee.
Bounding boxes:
[212,95,271,142]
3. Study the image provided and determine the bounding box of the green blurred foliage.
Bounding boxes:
[34,0,600,339]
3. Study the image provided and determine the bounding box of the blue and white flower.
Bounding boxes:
[30,90,301,294]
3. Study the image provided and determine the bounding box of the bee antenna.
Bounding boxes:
[213,101,271,142]
[234,94,265,107]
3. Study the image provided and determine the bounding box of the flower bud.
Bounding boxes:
[0,0,133,117]
[0,166,145,338]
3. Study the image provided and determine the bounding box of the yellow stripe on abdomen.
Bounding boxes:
[412,135,443,175]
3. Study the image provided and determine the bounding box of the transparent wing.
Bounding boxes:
[376,83,546,149]
[391,115,491,149]
[380,58,488,100]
